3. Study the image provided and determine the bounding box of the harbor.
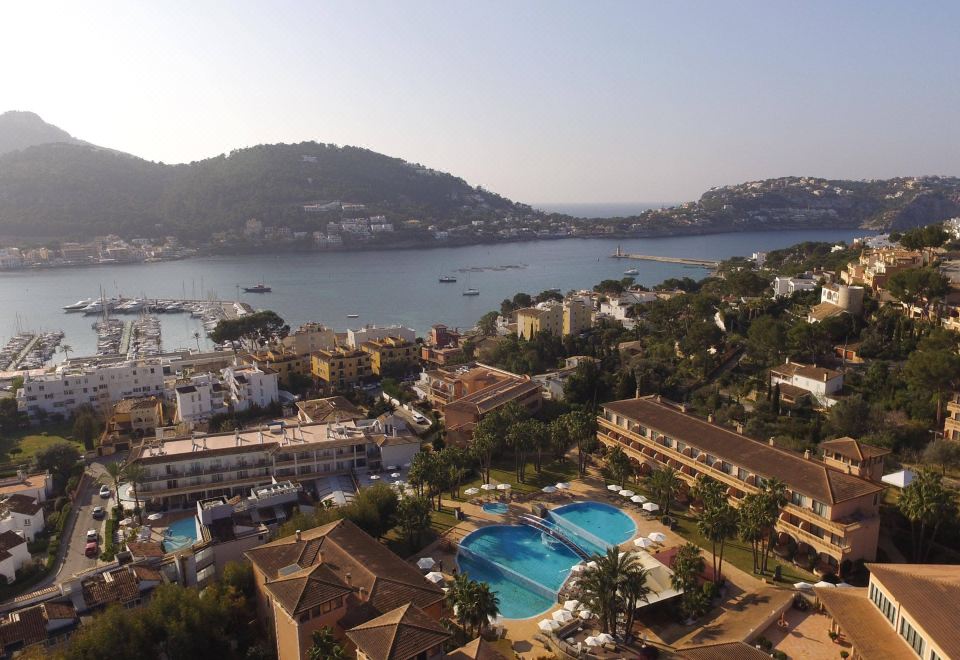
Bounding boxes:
[611,245,720,268]
[0,331,65,370]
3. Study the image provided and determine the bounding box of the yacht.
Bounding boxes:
[439,275,457,283]
[462,288,480,296]
[63,298,93,312]
[82,300,106,315]
[624,268,639,275]
[347,314,360,319]
[243,283,272,293]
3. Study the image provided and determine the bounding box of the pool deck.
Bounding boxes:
[410,471,799,659]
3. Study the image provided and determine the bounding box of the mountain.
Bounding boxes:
[619,176,960,235]
[0,111,87,156]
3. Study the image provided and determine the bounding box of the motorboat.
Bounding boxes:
[347,314,360,318]
[624,268,639,275]
[462,288,480,296]
[63,298,93,312]
[243,283,272,293]
[82,300,106,314]
[439,275,457,283]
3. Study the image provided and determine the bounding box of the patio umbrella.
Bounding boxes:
[648,531,666,543]
[631,494,648,504]
[538,619,559,632]
[391,472,401,478]
[563,599,580,611]
[619,489,635,498]
[584,636,600,647]
[497,483,511,491]
[633,537,654,549]
[597,633,614,644]
[556,482,570,490]
[578,609,593,620]
[542,486,557,493]
[481,483,496,491]
[417,557,436,570]
[607,484,621,491]
[642,502,660,513]
[369,474,380,480]
[793,581,814,590]
[425,572,445,584]
[553,609,573,623]
[147,512,163,521]
[464,487,480,495]
[813,580,836,588]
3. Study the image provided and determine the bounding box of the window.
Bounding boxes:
[812,500,827,517]
[899,617,925,656]
[737,468,749,481]
[791,491,805,506]
[931,651,942,660]
[869,583,896,625]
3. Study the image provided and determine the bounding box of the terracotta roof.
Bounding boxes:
[264,563,353,615]
[445,378,541,416]
[602,397,882,504]
[345,603,450,660]
[515,306,547,318]
[245,519,443,619]
[42,601,77,621]
[866,563,960,658]
[821,437,891,461]
[115,397,161,413]
[770,360,841,382]
[815,587,915,660]
[808,302,847,321]
[1,494,43,516]
[126,540,164,558]
[447,638,511,660]
[296,396,363,423]
[674,641,772,659]
[81,568,140,609]
[130,565,163,582]
[775,383,811,400]
[0,530,26,561]
[0,604,47,647]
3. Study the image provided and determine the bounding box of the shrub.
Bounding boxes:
[772,651,788,660]
[53,496,68,512]
[65,475,80,495]
[27,537,49,555]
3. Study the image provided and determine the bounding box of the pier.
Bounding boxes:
[611,246,719,268]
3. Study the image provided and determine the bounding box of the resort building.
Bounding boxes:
[360,336,418,376]
[820,437,890,482]
[347,604,450,660]
[100,396,165,453]
[242,349,310,390]
[807,283,865,323]
[769,359,844,408]
[174,373,228,423]
[245,519,444,660]
[128,416,419,509]
[816,563,960,660]
[311,347,372,389]
[280,322,338,355]
[597,396,883,571]
[598,291,658,322]
[515,299,592,340]
[17,359,166,418]
[346,325,416,349]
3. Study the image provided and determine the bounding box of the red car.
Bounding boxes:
[84,541,99,558]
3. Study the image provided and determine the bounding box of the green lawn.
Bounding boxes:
[455,457,578,499]
[0,423,83,465]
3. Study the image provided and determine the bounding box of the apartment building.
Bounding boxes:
[444,377,542,444]
[17,359,166,418]
[820,437,890,482]
[771,273,819,298]
[346,325,416,349]
[129,416,419,509]
[100,396,164,453]
[0,530,30,583]
[296,396,364,424]
[242,349,310,389]
[598,290,658,322]
[816,563,959,660]
[420,324,463,366]
[419,362,536,408]
[174,373,228,423]
[769,359,844,408]
[597,396,883,571]
[515,298,592,340]
[841,248,926,291]
[280,322,337,355]
[222,365,280,410]
[245,519,444,660]
[360,336,418,375]
[311,347,372,389]
[174,366,279,423]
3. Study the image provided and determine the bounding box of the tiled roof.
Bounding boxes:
[345,604,450,660]
[81,568,140,609]
[264,564,353,615]
[1,494,43,516]
[770,360,841,382]
[126,540,164,558]
[0,604,47,647]
[675,642,772,659]
[815,587,915,660]
[130,565,163,582]
[808,302,847,321]
[866,563,960,658]
[42,601,77,621]
[821,437,891,461]
[602,397,882,504]
[0,530,25,561]
[296,396,363,423]
[445,378,541,415]
[447,638,511,660]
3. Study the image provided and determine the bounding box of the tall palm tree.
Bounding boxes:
[124,464,147,524]
[469,582,500,636]
[59,344,73,362]
[759,478,787,574]
[192,332,202,352]
[621,565,651,639]
[578,546,644,635]
[446,573,478,636]
[898,469,957,562]
[101,460,126,504]
[737,492,766,573]
[648,467,679,516]
[607,445,632,488]
[693,476,736,583]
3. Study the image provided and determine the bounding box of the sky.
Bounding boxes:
[3,1,960,205]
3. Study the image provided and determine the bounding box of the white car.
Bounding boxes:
[99,485,111,498]
[86,529,98,542]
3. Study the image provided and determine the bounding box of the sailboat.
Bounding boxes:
[462,271,479,296]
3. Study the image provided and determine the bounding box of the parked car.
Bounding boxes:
[86,529,98,542]
[84,541,99,558]
[99,485,111,498]
[92,506,106,519]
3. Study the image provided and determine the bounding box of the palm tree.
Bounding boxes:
[759,478,787,574]
[671,543,707,621]
[307,627,345,660]
[468,582,500,636]
[737,492,766,573]
[621,565,651,640]
[607,445,632,488]
[692,476,736,583]
[898,469,958,562]
[648,466,679,516]
[124,464,147,524]
[470,419,499,484]
[578,546,644,635]
[101,461,126,504]
[59,344,73,362]
[564,410,596,477]
[447,573,486,636]
[192,332,202,352]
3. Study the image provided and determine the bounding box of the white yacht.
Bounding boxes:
[63,298,93,312]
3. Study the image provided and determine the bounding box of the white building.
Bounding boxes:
[0,472,52,503]
[771,274,819,298]
[770,359,844,408]
[18,359,166,418]
[346,325,416,349]
[174,373,227,423]
[280,322,337,354]
[222,365,279,411]
[0,495,44,542]
[599,291,658,322]
[174,365,279,423]
[0,530,30,583]
[807,283,865,323]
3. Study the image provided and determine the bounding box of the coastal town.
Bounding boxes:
[0,225,957,659]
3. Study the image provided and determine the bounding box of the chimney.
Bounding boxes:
[358,586,367,600]
[318,550,324,564]
[735,422,744,434]
[295,529,302,542]
[345,572,352,585]
[680,403,687,413]
[823,373,828,382]
[655,395,662,403]
[803,449,811,460]
[768,437,775,446]
[707,414,714,423]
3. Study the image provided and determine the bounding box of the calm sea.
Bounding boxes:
[0,229,869,358]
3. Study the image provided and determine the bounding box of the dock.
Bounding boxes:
[611,247,719,268]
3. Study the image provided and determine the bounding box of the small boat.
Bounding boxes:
[63,298,93,312]
[462,288,480,296]
[624,268,639,275]
[347,314,360,318]
[439,275,457,283]
[242,283,272,293]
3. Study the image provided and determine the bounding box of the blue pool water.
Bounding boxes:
[162,516,199,552]
[457,501,636,619]
[482,502,509,515]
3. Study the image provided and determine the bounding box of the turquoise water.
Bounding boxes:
[162,516,198,552]
[457,502,636,619]
[482,502,509,515]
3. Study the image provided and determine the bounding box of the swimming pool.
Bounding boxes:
[162,516,198,552]
[457,501,635,619]
[481,502,509,515]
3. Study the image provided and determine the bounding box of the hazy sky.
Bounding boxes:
[3,1,960,204]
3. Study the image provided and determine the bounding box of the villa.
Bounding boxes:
[597,396,883,572]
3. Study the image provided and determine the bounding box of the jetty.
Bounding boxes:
[611,246,719,268]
